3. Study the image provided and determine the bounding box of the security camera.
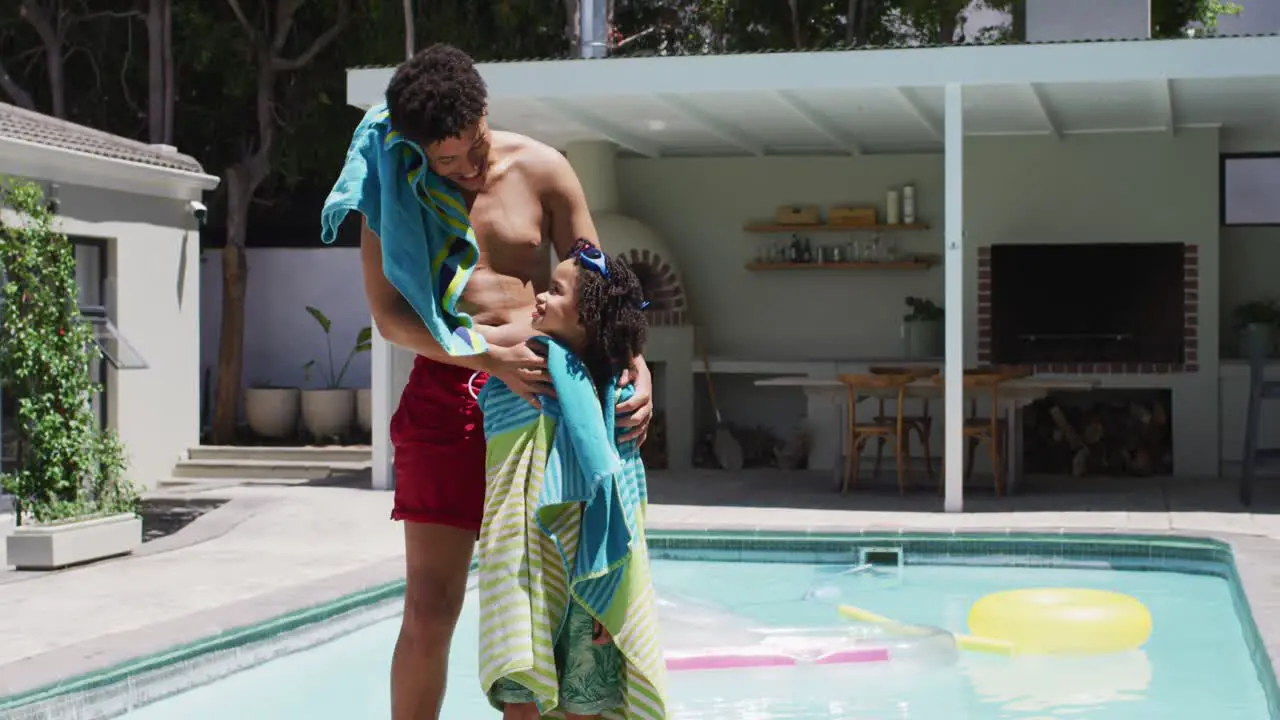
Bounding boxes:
[188,200,208,225]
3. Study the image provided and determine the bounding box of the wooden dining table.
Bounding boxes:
[753,374,1100,493]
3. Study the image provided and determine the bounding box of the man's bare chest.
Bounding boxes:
[467,183,548,280]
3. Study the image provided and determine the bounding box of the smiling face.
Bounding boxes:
[532,259,587,350]
[424,117,491,192]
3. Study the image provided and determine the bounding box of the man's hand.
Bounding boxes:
[615,356,653,445]
[486,342,552,408]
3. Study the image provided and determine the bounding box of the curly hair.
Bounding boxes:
[576,254,648,392]
[385,43,487,147]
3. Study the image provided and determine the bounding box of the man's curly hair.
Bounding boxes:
[385,44,487,147]
[576,254,648,391]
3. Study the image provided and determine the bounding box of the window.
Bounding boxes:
[1221,154,1280,226]
[71,239,147,432]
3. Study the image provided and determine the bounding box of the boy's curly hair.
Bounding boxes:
[385,43,487,146]
[576,253,648,391]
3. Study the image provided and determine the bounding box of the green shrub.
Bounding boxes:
[0,179,138,525]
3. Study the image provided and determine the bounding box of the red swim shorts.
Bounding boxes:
[389,355,488,531]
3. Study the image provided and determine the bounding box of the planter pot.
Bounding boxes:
[302,389,356,440]
[903,320,943,359]
[356,388,372,434]
[1240,323,1277,360]
[6,513,142,570]
[244,387,301,439]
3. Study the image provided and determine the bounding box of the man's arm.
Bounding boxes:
[359,218,495,373]
[536,147,600,259]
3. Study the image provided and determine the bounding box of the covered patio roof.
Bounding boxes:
[347,34,1280,156]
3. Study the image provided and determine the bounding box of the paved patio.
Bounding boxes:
[2,469,1280,699]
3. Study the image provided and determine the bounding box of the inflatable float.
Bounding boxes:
[658,594,959,671]
[839,587,1152,656]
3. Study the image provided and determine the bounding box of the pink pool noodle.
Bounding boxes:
[666,646,890,671]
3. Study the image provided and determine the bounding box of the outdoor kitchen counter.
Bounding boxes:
[754,374,1098,494]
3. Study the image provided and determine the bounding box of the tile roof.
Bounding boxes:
[347,32,1280,69]
[0,102,207,175]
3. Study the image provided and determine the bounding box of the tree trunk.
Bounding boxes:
[0,61,35,110]
[786,0,804,49]
[939,8,959,44]
[402,0,415,59]
[564,0,580,54]
[21,0,66,118]
[161,0,174,144]
[211,166,251,444]
[146,0,166,143]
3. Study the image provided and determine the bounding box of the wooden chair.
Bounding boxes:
[870,366,941,484]
[931,367,1032,497]
[838,372,918,495]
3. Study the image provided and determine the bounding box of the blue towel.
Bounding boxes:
[479,336,645,593]
[320,104,487,357]
[476,336,665,717]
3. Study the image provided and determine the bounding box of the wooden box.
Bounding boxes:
[829,206,878,226]
[774,204,821,225]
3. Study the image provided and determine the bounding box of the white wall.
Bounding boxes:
[54,183,200,490]
[201,247,371,407]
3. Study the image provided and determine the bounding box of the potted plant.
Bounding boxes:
[244,378,300,439]
[1233,300,1280,359]
[0,180,141,570]
[300,306,372,441]
[902,296,944,359]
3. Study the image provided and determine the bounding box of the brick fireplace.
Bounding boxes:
[977,243,1199,374]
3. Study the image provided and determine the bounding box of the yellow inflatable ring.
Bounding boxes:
[968,588,1152,655]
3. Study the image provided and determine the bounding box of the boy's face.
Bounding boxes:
[426,117,490,192]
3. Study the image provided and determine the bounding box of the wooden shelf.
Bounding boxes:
[744,222,930,233]
[746,260,934,271]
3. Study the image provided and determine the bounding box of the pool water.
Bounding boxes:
[120,559,1271,719]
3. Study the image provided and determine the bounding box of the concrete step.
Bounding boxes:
[170,458,370,481]
[186,445,372,464]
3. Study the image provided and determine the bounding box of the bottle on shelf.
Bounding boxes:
[903,184,916,225]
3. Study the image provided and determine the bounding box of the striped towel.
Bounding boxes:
[476,337,667,719]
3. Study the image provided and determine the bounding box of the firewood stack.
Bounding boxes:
[1024,393,1172,477]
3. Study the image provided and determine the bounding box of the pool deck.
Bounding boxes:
[3,469,1280,699]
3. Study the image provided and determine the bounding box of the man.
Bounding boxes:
[359,44,654,719]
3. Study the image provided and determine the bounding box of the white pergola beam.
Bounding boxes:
[1026,83,1062,139]
[894,87,943,140]
[658,93,766,156]
[773,90,863,155]
[537,98,662,157]
[943,83,965,514]
[1158,79,1177,136]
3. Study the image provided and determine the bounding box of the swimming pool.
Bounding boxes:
[7,533,1277,719]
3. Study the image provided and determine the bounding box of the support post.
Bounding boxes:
[370,326,393,491]
[943,83,966,513]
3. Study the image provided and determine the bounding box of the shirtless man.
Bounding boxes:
[359,45,654,719]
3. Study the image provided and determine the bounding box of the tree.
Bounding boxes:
[209,0,351,444]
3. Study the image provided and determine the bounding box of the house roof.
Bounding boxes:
[0,102,207,175]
